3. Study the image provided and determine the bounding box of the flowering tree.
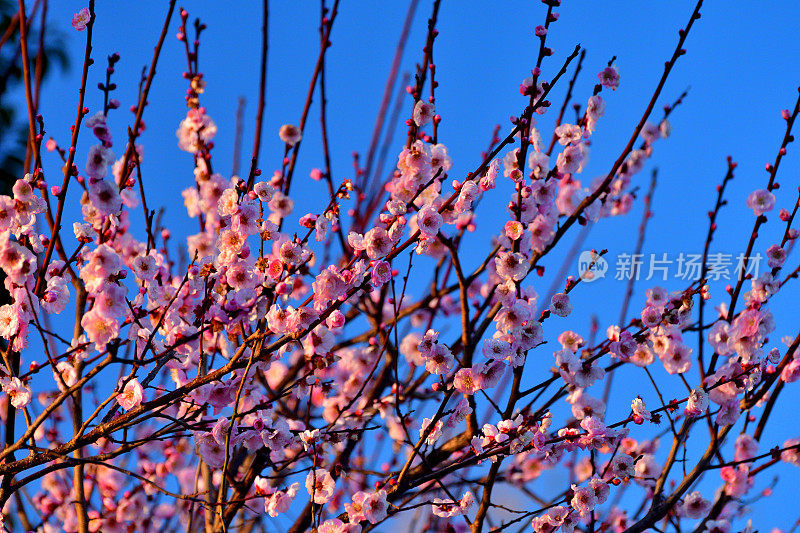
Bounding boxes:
[0,0,799,532]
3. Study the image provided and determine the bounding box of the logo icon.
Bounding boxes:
[578,251,608,283]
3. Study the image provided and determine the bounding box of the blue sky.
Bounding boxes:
[14,1,800,530]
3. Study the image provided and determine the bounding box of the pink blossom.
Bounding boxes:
[589,477,610,505]
[482,338,512,360]
[605,453,635,480]
[549,293,572,317]
[476,360,506,389]
[85,112,112,144]
[715,399,740,426]
[682,491,710,519]
[528,150,550,179]
[598,65,620,90]
[781,437,800,466]
[781,359,800,383]
[453,367,480,395]
[278,124,302,146]
[495,251,528,281]
[631,397,651,421]
[268,191,294,219]
[362,489,388,524]
[586,95,605,133]
[81,308,120,350]
[93,281,127,319]
[659,340,691,374]
[445,397,473,428]
[370,260,392,287]
[305,469,335,504]
[54,361,78,391]
[2,377,31,408]
[570,484,597,516]
[610,331,637,360]
[504,220,524,240]
[417,203,443,238]
[631,344,654,367]
[480,159,500,190]
[766,244,786,268]
[640,305,662,328]
[420,417,443,445]
[424,343,454,375]
[176,108,217,152]
[720,465,751,497]
[318,518,360,533]
[412,100,435,127]
[117,378,144,410]
[558,143,588,175]
[431,493,468,518]
[72,7,91,31]
[253,181,275,202]
[746,189,776,216]
[645,286,668,308]
[570,390,605,420]
[88,178,122,216]
[364,227,393,259]
[734,433,758,462]
[132,255,158,282]
[85,145,114,180]
[555,123,582,145]
[265,483,299,517]
[0,304,20,339]
[345,491,369,523]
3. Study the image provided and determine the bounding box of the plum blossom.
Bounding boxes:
[318,519,360,533]
[72,7,90,31]
[598,65,620,90]
[420,417,443,445]
[605,453,635,480]
[424,343,454,375]
[766,244,786,268]
[631,397,651,421]
[683,491,711,519]
[432,491,473,518]
[370,260,392,287]
[81,308,120,351]
[362,490,388,524]
[306,469,335,504]
[454,367,480,395]
[177,108,217,151]
[556,143,587,174]
[445,397,473,428]
[86,145,115,179]
[781,437,800,466]
[641,305,662,328]
[117,378,144,410]
[555,123,582,145]
[570,484,597,516]
[279,124,302,146]
[746,189,776,216]
[265,483,300,517]
[85,112,112,144]
[41,276,70,314]
[483,338,512,360]
[364,227,393,259]
[586,95,605,133]
[2,377,31,408]
[495,251,528,281]
[417,203,443,238]
[412,100,435,127]
[550,293,572,317]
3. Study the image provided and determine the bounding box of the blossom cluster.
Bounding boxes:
[0,2,799,533]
